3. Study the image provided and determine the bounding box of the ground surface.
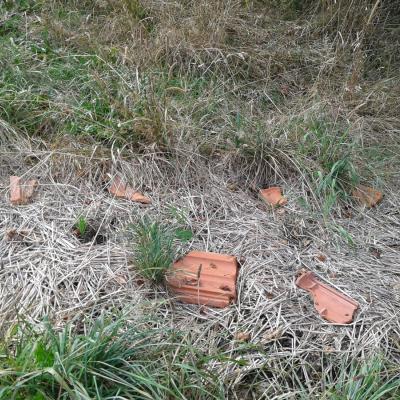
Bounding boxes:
[0,1,399,398]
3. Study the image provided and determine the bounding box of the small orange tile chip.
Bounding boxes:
[260,187,287,206]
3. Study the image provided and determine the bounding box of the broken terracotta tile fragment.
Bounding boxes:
[108,176,126,198]
[124,186,151,204]
[108,176,151,204]
[166,251,238,308]
[296,271,358,324]
[9,176,38,205]
[259,187,287,207]
[316,253,327,262]
[234,332,251,342]
[352,185,382,208]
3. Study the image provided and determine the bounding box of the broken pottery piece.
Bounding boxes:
[259,187,287,206]
[234,332,251,342]
[352,185,382,208]
[108,176,126,198]
[9,176,38,205]
[108,176,151,204]
[124,186,152,204]
[166,251,238,308]
[296,271,358,324]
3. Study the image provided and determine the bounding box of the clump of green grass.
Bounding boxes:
[169,205,194,242]
[298,119,359,215]
[1,0,41,14]
[323,357,400,400]
[0,314,223,399]
[123,0,148,21]
[74,215,88,237]
[133,218,177,282]
[0,11,141,145]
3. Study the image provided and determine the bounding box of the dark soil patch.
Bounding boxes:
[72,225,107,244]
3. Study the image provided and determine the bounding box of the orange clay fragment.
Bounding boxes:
[352,185,382,208]
[260,187,287,206]
[9,176,38,205]
[296,271,358,324]
[166,251,238,308]
[108,176,151,204]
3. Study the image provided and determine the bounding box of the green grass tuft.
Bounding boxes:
[324,357,400,400]
[74,215,88,237]
[132,218,177,282]
[298,119,359,215]
[0,315,223,399]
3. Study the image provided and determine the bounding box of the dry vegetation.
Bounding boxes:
[0,0,400,398]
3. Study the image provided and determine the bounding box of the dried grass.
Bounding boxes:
[1,0,399,396]
[1,126,399,396]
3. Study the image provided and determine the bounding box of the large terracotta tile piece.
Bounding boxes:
[296,271,358,324]
[166,251,238,308]
[9,176,38,205]
[352,185,383,208]
[260,187,287,206]
[108,176,151,204]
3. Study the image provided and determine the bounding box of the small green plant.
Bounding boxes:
[314,157,358,215]
[175,228,193,241]
[169,206,194,241]
[332,224,355,246]
[0,314,223,399]
[300,119,359,214]
[123,0,147,20]
[133,218,176,282]
[323,357,400,400]
[75,215,88,237]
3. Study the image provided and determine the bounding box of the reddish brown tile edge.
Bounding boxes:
[260,187,287,207]
[352,185,383,208]
[108,176,126,198]
[166,250,238,308]
[296,271,358,324]
[10,176,38,205]
[108,176,151,204]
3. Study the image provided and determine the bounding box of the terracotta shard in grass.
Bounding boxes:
[296,271,358,324]
[108,176,151,204]
[352,185,382,208]
[9,176,38,205]
[166,251,238,308]
[260,187,287,206]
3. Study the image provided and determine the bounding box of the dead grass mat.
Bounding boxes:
[0,129,399,397]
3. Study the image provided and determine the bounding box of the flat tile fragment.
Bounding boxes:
[9,176,38,205]
[352,185,382,208]
[260,187,287,206]
[296,271,358,324]
[108,176,151,204]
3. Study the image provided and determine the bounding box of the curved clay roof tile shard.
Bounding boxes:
[108,176,151,204]
[352,185,383,208]
[259,187,287,207]
[166,251,239,308]
[9,176,38,205]
[296,272,359,324]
